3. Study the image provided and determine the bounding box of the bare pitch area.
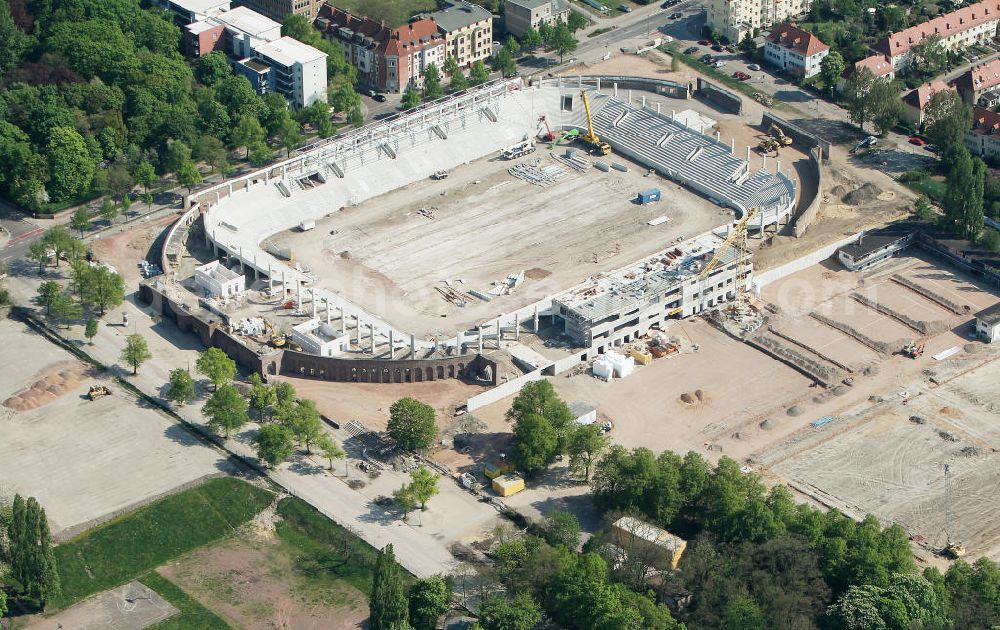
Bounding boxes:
[270,149,730,337]
[0,318,228,537]
[24,581,178,630]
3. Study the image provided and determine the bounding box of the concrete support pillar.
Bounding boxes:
[776,160,781,173]
[340,308,347,334]
[228,183,233,196]
[312,291,318,319]
[671,109,675,121]
[477,327,483,354]
[613,82,618,98]
[281,272,287,297]
[731,137,735,154]
[628,89,632,104]
[356,315,363,344]
[746,146,751,162]
[762,155,767,172]
[388,329,394,356]
[410,334,416,360]
[496,318,502,347]
[296,280,302,310]
[641,95,646,108]
[515,314,520,340]
[716,131,721,142]
[533,305,540,332]
[369,324,375,354]
[596,77,601,92]
[656,103,661,114]
[215,192,220,205]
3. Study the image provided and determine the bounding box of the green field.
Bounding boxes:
[141,571,232,630]
[329,0,436,27]
[275,497,405,597]
[52,477,274,608]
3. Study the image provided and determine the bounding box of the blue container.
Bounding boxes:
[638,188,661,204]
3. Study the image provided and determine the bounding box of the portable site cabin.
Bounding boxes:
[638,188,662,204]
[492,474,525,497]
[484,457,514,479]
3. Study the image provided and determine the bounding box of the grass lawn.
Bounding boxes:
[52,477,274,609]
[332,0,436,27]
[141,572,232,630]
[903,176,946,202]
[275,497,411,597]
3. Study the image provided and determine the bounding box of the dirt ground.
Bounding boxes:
[158,529,368,630]
[24,581,177,630]
[91,214,178,290]
[270,147,730,338]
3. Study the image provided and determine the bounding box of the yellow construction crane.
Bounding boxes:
[579,90,611,156]
[698,207,758,305]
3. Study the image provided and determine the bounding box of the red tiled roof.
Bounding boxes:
[842,54,894,79]
[903,80,952,109]
[319,5,391,44]
[954,57,1000,96]
[875,0,1000,59]
[766,23,829,57]
[385,18,444,56]
[971,105,1000,134]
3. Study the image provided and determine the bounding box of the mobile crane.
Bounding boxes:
[579,90,611,156]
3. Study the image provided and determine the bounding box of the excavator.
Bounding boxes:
[902,340,925,358]
[768,123,793,146]
[756,137,780,156]
[579,90,612,156]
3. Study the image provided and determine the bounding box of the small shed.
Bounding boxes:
[483,457,513,479]
[492,474,525,497]
[638,188,662,204]
[569,401,597,425]
[975,303,1000,343]
[194,260,245,298]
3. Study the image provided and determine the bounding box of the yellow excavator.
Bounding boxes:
[579,90,611,156]
[768,123,793,146]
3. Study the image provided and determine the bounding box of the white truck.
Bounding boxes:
[501,140,536,160]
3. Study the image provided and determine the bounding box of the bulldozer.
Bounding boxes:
[579,90,612,156]
[902,341,925,358]
[768,123,793,146]
[88,385,111,400]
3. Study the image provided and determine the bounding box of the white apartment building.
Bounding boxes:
[708,0,812,44]
[874,0,1000,71]
[764,23,828,78]
[252,37,328,107]
[504,0,570,38]
[429,0,494,68]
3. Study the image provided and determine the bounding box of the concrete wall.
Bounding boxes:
[791,147,824,238]
[467,370,544,411]
[761,112,831,159]
[583,75,690,99]
[695,78,742,115]
[754,230,864,287]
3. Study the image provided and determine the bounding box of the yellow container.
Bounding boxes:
[629,347,653,365]
[492,474,525,497]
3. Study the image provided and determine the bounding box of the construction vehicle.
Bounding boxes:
[699,207,758,300]
[270,334,287,348]
[87,385,111,400]
[768,123,793,146]
[538,115,555,142]
[501,139,536,160]
[430,170,449,180]
[942,464,968,559]
[579,90,612,156]
[549,128,580,149]
[756,137,780,156]
[902,340,925,358]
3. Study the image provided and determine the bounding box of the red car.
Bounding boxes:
[908,136,927,146]
[732,71,751,80]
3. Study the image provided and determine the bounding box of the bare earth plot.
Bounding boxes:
[271,149,731,337]
[862,280,955,325]
[897,258,1000,313]
[0,318,228,537]
[769,317,880,371]
[818,294,915,346]
[24,581,177,630]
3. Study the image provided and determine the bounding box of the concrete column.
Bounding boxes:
[388,329,394,357]
[281,272,287,297]
[410,334,416,360]
[533,305,540,332]
[641,95,646,108]
[628,89,632,104]
[356,315,363,344]
[477,327,483,354]
[716,131,721,142]
[656,103,661,114]
[746,146,751,162]
[613,82,618,98]
[326,300,331,324]
[596,77,601,92]
[228,183,233,196]
[496,318,502,347]
[776,160,781,173]
[340,308,347,334]
[731,138,735,154]
[515,314,520,340]
[671,109,675,121]
[762,155,767,172]
[369,324,375,354]
[312,291,318,318]
[215,192,220,205]
[296,280,302,310]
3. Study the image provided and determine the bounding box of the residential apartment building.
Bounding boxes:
[901,80,952,126]
[504,0,570,37]
[763,23,828,78]
[965,106,1000,160]
[233,0,322,23]
[874,0,1000,71]
[155,0,230,24]
[318,7,446,94]
[837,54,894,92]
[707,0,812,45]
[954,57,1000,106]
[429,0,494,68]
[185,6,326,106]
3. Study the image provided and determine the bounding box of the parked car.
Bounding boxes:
[713,60,727,68]
[711,44,724,52]
[618,3,632,12]
[724,45,736,53]
[732,71,751,80]
[747,63,761,71]
[908,136,927,146]
[684,46,700,54]
[698,39,711,45]
[925,143,939,153]
[699,54,713,63]
[372,93,387,102]
[669,11,682,18]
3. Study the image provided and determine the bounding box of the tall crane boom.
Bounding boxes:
[579,90,611,155]
[699,207,758,282]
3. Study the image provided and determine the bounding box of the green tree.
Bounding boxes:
[820,51,845,97]
[542,510,581,550]
[924,90,972,150]
[720,593,767,630]
[121,333,151,374]
[470,60,490,85]
[29,240,52,273]
[8,495,60,606]
[943,144,985,240]
[567,11,588,32]
[316,432,345,471]
[505,35,521,57]
[910,34,947,78]
[914,195,935,222]
[164,140,192,175]
[253,424,295,467]
[70,207,91,236]
[195,135,229,175]
[277,116,301,157]
[280,399,323,453]
[231,114,266,158]
[423,63,444,100]
[478,592,543,630]
[401,88,421,110]
[177,161,202,193]
[121,193,132,218]
[194,51,232,86]
[409,466,439,510]
[204,383,249,438]
[35,281,62,316]
[247,142,272,167]
[394,483,418,521]
[84,316,99,344]
[493,47,517,78]
[827,573,946,630]
[409,576,451,630]
[844,67,876,131]
[142,191,154,214]
[134,160,156,193]
[869,79,902,137]
[451,70,469,92]
[100,199,118,224]
[82,265,124,315]
[521,28,542,51]
[274,380,296,405]
[216,75,262,120]
[166,368,196,405]
[508,379,574,452]
[371,544,409,630]
[550,22,577,63]
[444,55,460,77]
[196,347,237,390]
[568,422,608,481]
[247,373,276,419]
[47,126,95,202]
[387,397,437,450]
[513,412,558,474]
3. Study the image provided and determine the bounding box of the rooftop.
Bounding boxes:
[843,54,894,79]
[875,0,1000,59]
[568,401,596,418]
[430,0,493,32]
[212,6,281,38]
[902,80,952,110]
[954,57,1000,96]
[613,516,685,550]
[766,23,829,56]
[506,0,559,9]
[838,224,917,259]
[239,57,271,73]
[971,105,1000,135]
[166,0,231,15]
[195,260,243,282]
[254,36,327,67]
[976,302,1000,324]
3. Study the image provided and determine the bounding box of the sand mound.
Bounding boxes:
[760,419,773,430]
[828,184,848,197]
[3,361,88,412]
[787,405,803,416]
[843,183,881,205]
[680,392,695,404]
[964,343,979,354]
[832,385,848,396]
[694,389,705,402]
[862,364,880,376]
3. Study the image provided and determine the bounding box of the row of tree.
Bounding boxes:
[369,544,451,630]
[0,495,59,609]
